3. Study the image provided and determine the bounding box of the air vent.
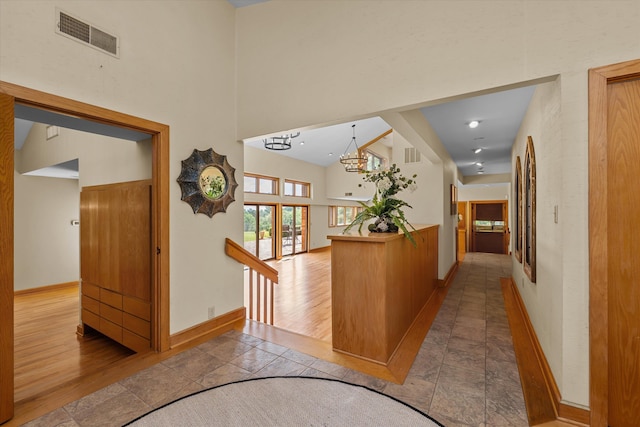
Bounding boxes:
[56,9,119,57]
[404,147,421,164]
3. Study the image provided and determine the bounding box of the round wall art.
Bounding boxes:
[177,148,238,218]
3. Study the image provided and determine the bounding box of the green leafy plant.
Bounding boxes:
[343,164,418,246]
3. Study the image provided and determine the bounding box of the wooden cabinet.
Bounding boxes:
[328,225,438,364]
[80,180,152,352]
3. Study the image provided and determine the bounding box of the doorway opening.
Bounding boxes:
[0,81,170,423]
[243,204,277,260]
[282,205,308,257]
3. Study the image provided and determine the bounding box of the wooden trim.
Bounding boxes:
[436,260,459,288]
[169,307,245,349]
[14,281,78,296]
[358,128,393,151]
[588,58,640,427]
[243,172,280,195]
[0,91,15,423]
[558,402,590,426]
[225,238,278,283]
[309,245,330,253]
[0,81,171,357]
[501,277,557,425]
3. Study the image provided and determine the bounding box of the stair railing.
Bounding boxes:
[224,238,278,325]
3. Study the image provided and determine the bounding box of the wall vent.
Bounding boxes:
[56,9,119,57]
[404,147,421,164]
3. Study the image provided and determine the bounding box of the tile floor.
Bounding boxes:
[24,253,528,426]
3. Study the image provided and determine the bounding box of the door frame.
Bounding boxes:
[589,58,640,426]
[281,203,309,257]
[0,81,170,422]
[469,200,509,254]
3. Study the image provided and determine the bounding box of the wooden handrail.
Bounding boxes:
[225,238,278,283]
[225,238,278,325]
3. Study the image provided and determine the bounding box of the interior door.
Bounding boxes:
[0,92,14,423]
[607,77,640,426]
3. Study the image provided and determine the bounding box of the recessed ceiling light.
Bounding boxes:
[300,141,305,146]
[468,120,480,129]
[328,152,333,156]
[478,171,484,174]
[476,162,483,166]
[473,148,482,154]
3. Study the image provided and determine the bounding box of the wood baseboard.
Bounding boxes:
[169,307,246,349]
[502,277,589,426]
[14,281,78,296]
[309,246,330,253]
[437,260,458,288]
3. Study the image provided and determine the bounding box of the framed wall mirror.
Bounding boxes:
[177,148,238,217]
[523,136,536,282]
[514,156,523,263]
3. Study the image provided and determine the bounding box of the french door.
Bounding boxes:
[243,204,276,260]
[282,205,308,256]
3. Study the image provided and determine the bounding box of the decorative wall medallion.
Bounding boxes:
[177,148,238,217]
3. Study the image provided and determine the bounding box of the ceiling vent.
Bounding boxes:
[56,9,119,57]
[404,147,421,164]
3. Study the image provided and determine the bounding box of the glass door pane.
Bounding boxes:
[244,204,276,260]
[243,205,258,256]
[282,206,294,256]
[258,205,275,260]
[282,205,308,256]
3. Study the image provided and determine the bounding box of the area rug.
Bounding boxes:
[125,376,444,426]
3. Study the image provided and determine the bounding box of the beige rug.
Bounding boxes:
[125,376,443,426]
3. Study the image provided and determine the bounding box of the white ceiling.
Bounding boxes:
[15,84,536,181]
[243,84,536,180]
[244,117,393,168]
[421,85,536,177]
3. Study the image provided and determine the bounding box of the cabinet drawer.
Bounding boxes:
[100,318,123,343]
[123,296,151,321]
[100,288,123,309]
[100,303,123,326]
[123,312,150,339]
[82,308,100,330]
[82,282,100,300]
[82,295,100,315]
[123,329,150,353]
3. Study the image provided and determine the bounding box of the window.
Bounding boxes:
[244,173,278,195]
[329,206,362,227]
[523,137,536,282]
[284,179,310,198]
[514,156,523,263]
[364,150,386,171]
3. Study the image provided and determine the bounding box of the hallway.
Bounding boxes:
[23,253,532,426]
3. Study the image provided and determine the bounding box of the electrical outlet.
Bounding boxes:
[208,306,215,319]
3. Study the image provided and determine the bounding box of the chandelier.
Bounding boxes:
[339,124,368,172]
[263,132,300,151]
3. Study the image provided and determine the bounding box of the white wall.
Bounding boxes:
[14,123,151,291]
[511,79,576,401]
[244,147,364,249]
[1,0,241,334]
[14,171,80,291]
[233,0,640,408]
[458,184,510,202]
[4,0,640,408]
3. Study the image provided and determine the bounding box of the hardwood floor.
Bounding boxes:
[263,248,333,342]
[14,284,134,403]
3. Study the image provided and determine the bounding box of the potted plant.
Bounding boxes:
[343,164,418,245]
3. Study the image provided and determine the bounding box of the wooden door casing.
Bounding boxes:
[0,92,15,424]
[606,77,640,426]
[589,59,640,426]
[470,200,508,254]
